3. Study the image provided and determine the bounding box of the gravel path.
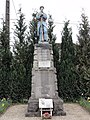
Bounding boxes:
[0,103,90,120]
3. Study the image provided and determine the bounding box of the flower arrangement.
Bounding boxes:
[42,112,52,119]
[0,98,12,114]
[87,97,90,102]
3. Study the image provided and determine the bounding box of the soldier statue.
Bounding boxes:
[36,6,48,42]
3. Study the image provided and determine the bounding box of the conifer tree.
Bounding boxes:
[48,15,59,68]
[0,21,12,99]
[48,14,60,91]
[11,8,33,102]
[59,21,80,101]
[76,13,90,98]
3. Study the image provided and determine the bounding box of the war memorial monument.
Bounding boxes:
[26,6,66,117]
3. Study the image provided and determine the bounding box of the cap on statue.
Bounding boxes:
[40,6,44,10]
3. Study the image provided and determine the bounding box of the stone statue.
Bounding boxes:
[36,6,48,42]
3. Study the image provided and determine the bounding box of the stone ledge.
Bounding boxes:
[25,97,66,117]
[35,43,52,49]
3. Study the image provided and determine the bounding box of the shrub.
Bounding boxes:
[0,98,12,115]
[79,97,90,113]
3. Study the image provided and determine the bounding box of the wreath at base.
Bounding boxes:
[42,112,52,119]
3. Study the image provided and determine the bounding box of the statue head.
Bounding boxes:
[40,6,44,12]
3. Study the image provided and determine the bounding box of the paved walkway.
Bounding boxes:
[0,103,90,120]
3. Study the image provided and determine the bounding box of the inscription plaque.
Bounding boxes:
[39,61,50,67]
[39,98,53,108]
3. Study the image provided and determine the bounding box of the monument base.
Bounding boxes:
[25,98,40,117]
[25,97,66,117]
[25,43,66,117]
[53,98,66,116]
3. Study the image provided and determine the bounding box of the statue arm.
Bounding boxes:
[36,13,41,20]
[43,13,47,20]
[36,12,47,21]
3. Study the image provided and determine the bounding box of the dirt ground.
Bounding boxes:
[0,103,90,120]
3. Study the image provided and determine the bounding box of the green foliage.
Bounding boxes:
[10,8,34,102]
[48,15,58,67]
[0,8,34,103]
[79,98,90,113]
[0,22,12,99]
[48,14,60,95]
[14,8,27,43]
[76,12,90,98]
[0,8,90,104]
[0,98,12,115]
[59,21,80,102]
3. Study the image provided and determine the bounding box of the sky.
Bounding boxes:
[0,0,90,46]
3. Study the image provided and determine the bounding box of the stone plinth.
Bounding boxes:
[25,43,66,117]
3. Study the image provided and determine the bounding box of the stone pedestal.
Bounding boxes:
[25,43,66,117]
